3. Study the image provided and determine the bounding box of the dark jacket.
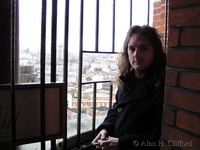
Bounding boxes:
[97,71,164,150]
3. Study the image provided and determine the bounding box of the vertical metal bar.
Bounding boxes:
[15,0,19,84]
[51,139,56,150]
[112,0,115,53]
[48,0,56,145]
[10,0,16,149]
[63,0,69,149]
[51,0,58,82]
[92,83,97,138]
[40,0,47,149]
[109,84,113,109]
[130,0,132,26]
[95,0,99,52]
[77,0,84,147]
[164,0,168,51]
[51,0,57,145]
[147,0,150,25]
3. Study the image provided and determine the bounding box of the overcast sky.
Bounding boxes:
[19,0,154,53]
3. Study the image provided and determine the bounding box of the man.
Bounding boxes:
[92,25,166,150]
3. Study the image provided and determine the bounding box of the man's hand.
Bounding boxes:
[98,137,119,150]
[92,130,119,150]
[92,129,108,148]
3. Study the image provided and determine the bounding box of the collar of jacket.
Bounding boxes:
[118,71,156,105]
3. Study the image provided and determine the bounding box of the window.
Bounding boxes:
[0,0,167,149]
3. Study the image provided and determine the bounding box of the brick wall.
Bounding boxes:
[153,0,168,47]
[161,0,200,149]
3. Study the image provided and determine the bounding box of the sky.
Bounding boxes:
[19,0,154,53]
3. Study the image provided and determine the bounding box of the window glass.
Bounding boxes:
[83,0,96,51]
[98,0,113,52]
[83,53,118,82]
[19,0,42,83]
[115,0,130,52]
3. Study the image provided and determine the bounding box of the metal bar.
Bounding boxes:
[47,0,57,142]
[83,50,119,54]
[109,84,113,109]
[51,0,58,82]
[51,139,56,150]
[130,0,132,26]
[10,0,16,149]
[40,0,47,149]
[164,0,168,51]
[92,83,97,138]
[77,0,84,147]
[95,0,99,52]
[112,0,115,53]
[82,80,111,85]
[63,0,70,149]
[147,0,150,25]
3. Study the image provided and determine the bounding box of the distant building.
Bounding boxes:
[20,65,39,83]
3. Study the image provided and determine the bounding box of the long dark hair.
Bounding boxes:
[116,25,166,89]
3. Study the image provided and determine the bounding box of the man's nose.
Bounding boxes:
[133,49,140,57]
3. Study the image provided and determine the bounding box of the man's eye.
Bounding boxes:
[129,47,135,51]
[141,47,148,51]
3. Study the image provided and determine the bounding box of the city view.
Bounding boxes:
[19,45,118,138]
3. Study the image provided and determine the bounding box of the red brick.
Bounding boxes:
[181,28,200,46]
[169,0,200,7]
[160,32,165,39]
[154,1,161,8]
[161,5,165,13]
[161,0,166,5]
[161,12,165,19]
[164,88,200,113]
[161,124,200,149]
[154,14,161,21]
[167,50,200,69]
[168,29,179,47]
[162,107,176,125]
[176,111,200,135]
[179,72,200,91]
[166,69,178,87]
[157,25,165,33]
[158,19,165,26]
[154,8,161,15]
[169,6,200,26]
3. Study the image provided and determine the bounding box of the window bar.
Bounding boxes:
[95,0,99,52]
[92,83,97,138]
[50,1,57,146]
[63,0,70,149]
[40,0,47,149]
[10,0,17,149]
[51,0,58,145]
[164,0,168,51]
[51,0,58,83]
[82,80,112,85]
[109,84,113,109]
[83,51,118,54]
[77,0,84,147]
[112,0,115,53]
[147,0,150,25]
[130,0,132,26]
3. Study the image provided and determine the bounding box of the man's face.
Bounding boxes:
[127,34,154,78]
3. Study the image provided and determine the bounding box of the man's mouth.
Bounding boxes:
[134,60,142,63]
